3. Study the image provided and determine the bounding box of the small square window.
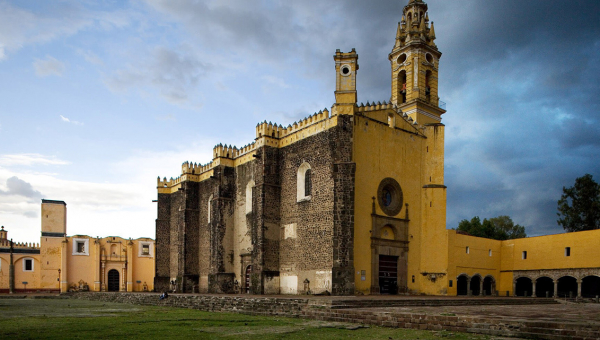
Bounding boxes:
[77,242,85,253]
[466,246,470,254]
[522,251,527,260]
[23,259,33,272]
[565,247,571,257]
[142,245,150,255]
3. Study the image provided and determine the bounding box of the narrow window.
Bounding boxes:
[449,280,453,288]
[466,246,470,254]
[207,195,213,223]
[565,247,571,257]
[142,244,150,255]
[489,249,492,257]
[398,70,407,104]
[245,180,255,214]
[305,169,311,196]
[522,251,527,260]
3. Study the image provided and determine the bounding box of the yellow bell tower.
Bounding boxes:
[390,0,445,124]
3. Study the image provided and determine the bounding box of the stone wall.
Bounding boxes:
[69,293,598,340]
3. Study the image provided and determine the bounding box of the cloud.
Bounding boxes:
[77,49,103,66]
[0,154,70,167]
[105,46,209,106]
[59,115,84,125]
[0,176,43,201]
[33,56,66,77]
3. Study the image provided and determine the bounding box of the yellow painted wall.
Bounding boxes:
[446,230,502,295]
[353,110,447,295]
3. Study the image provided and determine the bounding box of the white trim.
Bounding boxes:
[72,238,90,256]
[340,64,352,77]
[245,180,255,214]
[22,258,34,272]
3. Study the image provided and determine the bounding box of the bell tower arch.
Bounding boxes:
[390,0,445,124]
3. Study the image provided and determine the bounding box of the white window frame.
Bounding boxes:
[138,241,153,257]
[72,238,90,256]
[245,180,255,214]
[23,258,34,272]
[208,194,213,223]
[297,162,312,202]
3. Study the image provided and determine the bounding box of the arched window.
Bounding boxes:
[297,162,312,202]
[398,70,407,104]
[208,194,213,223]
[425,70,432,101]
[245,180,255,214]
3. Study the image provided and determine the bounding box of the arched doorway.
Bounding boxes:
[457,275,468,296]
[245,265,252,294]
[557,276,578,298]
[515,277,532,296]
[107,269,120,292]
[535,277,554,298]
[470,275,481,296]
[581,276,600,298]
[483,276,495,296]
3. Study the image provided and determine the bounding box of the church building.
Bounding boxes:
[155,0,600,297]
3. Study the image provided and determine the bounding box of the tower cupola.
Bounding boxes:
[390,0,445,124]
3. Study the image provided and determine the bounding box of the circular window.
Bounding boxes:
[341,65,351,76]
[377,178,403,216]
[426,53,433,63]
[397,54,407,64]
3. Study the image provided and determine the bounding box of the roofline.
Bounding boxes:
[41,199,66,205]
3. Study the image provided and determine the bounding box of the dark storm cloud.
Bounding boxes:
[143,0,600,236]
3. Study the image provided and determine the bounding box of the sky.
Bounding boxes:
[1,0,599,244]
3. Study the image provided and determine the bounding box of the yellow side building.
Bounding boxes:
[0,199,155,293]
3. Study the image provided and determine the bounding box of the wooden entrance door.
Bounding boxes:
[379,255,398,294]
[107,269,120,292]
[245,265,252,294]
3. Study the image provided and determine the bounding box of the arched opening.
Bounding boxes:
[557,276,578,298]
[107,269,120,292]
[535,277,554,298]
[380,225,395,240]
[245,265,252,294]
[581,276,600,298]
[470,275,481,296]
[110,244,117,256]
[425,70,432,102]
[398,70,407,104]
[407,12,412,25]
[457,275,468,296]
[297,163,312,201]
[515,277,533,297]
[483,276,495,296]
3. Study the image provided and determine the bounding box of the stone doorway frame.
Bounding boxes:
[370,212,409,294]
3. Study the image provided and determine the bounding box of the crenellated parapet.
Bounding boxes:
[0,238,40,249]
[255,108,330,140]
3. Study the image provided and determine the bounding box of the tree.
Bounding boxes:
[457,215,526,240]
[557,174,600,232]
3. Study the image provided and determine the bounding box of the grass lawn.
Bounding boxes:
[0,298,500,340]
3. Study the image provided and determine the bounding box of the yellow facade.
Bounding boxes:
[0,200,155,293]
